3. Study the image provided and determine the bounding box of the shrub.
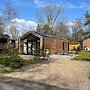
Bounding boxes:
[0,54,24,69]
[7,54,24,69]
[34,48,49,61]
[0,54,41,70]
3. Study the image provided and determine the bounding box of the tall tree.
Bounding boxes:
[84,11,90,25]
[0,17,4,34]
[2,4,18,38]
[36,4,66,35]
[70,18,85,42]
[84,11,90,38]
[36,24,42,32]
[55,22,69,38]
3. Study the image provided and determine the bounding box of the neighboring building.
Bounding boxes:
[0,34,10,53]
[69,42,80,51]
[10,39,18,48]
[19,31,69,55]
[0,34,20,54]
[83,38,90,51]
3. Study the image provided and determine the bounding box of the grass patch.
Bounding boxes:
[72,51,90,61]
[0,68,11,73]
[22,59,39,65]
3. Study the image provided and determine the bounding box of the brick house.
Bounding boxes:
[83,37,90,51]
[19,31,69,55]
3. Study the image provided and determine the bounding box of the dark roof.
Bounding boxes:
[0,34,10,38]
[20,31,69,41]
[33,31,69,41]
[33,31,60,39]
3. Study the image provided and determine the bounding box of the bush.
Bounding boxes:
[0,54,24,69]
[0,54,41,70]
[34,48,49,61]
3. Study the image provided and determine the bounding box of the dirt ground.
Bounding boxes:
[2,55,90,90]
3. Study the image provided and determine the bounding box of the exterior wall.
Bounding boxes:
[84,47,90,51]
[43,38,69,54]
[83,38,90,51]
[83,38,90,48]
[43,38,55,53]
[69,42,80,51]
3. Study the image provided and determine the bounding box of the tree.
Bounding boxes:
[84,12,90,38]
[70,18,85,42]
[2,4,18,38]
[36,4,66,35]
[84,11,90,25]
[0,17,4,34]
[55,22,69,38]
[36,24,43,32]
[43,23,53,35]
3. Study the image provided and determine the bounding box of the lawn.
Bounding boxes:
[72,51,90,61]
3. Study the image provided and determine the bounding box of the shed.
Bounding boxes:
[19,31,69,55]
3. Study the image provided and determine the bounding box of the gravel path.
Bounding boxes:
[2,55,90,90]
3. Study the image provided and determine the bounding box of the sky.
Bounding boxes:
[0,0,90,32]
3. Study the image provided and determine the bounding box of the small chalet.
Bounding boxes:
[83,37,90,51]
[19,31,69,55]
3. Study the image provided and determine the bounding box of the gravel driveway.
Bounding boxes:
[2,55,90,90]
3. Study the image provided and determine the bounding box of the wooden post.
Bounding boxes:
[26,38,28,54]
[19,38,24,55]
[40,38,43,49]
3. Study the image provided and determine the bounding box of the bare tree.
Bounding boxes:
[2,4,18,38]
[36,4,66,35]
[71,18,85,42]
[0,17,4,34]
[55,22,70,38]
